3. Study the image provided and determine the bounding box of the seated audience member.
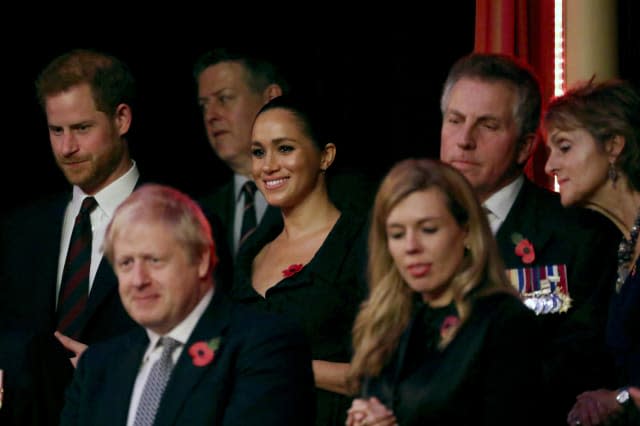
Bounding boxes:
[232,93,369,426]
[346,158,546,426]
[544,79,640,426]
[439,52,620,423]
[59,184,315,426]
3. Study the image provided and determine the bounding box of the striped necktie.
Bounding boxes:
[57,196,97,338]
[239,181,258,247]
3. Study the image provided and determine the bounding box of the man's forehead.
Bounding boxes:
[200,61,251,90]
[447,78,517,116]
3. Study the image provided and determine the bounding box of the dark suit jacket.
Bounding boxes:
[0,192,135,341]
[0,191,138,425]
[198,179,238,260]
[363,293,546,426]
[0,184,234,425]
[495,178,621,424]
[59,291,315,426]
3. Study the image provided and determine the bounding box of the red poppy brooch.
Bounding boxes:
[512,233,535,264]
[439,315,461,340]
[282,263,304,278]
[188,337,221,367]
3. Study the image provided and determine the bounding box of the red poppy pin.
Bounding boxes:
[282,263,304,278]
[440,315,460,340]
[188,337,221,367]
[511,233,535,264]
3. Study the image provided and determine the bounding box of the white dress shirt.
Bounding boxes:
[483,175,524,235]
[126,289,214,426]
[56,161,140,304]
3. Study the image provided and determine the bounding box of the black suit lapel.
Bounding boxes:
[155,291,232,426]
[496,180,554,267]
[109,330,148,425]
[223,182,236,252]
[43,197,69,322]
[78,259,118,332]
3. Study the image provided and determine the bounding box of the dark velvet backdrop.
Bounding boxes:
[3,37,477,216]
[5,6,636,217]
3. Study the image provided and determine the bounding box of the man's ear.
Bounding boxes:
[114,103,132,136]
[198,247,216,279]
[263,84,283,102]
[516,132,537,166]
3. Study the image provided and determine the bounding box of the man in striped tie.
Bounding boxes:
[0,49,142,425]
[194,48,285,261]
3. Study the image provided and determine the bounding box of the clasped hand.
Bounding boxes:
[346,397,397,426]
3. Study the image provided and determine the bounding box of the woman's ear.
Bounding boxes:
[606,134,626,161]
[320,143,336,172]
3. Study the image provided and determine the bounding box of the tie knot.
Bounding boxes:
[242,181,257,199]
[159,337,180,357]
[80,197,98,216]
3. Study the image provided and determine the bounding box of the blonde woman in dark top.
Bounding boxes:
[346,158,545,426]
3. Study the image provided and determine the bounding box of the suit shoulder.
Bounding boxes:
[81,328,143,363]
[198,181,233,206]
[1,191,68,223]
[524,181,615,234]
[89,327,141,348]
[523,181,564,211]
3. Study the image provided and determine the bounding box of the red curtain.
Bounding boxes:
[475,0,555,189]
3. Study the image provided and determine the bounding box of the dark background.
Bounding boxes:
[3,2,638,217]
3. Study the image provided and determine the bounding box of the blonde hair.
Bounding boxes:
[348,159,515,393]
[103,184,218,271]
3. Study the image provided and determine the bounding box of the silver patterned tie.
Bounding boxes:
[134,337,181,426]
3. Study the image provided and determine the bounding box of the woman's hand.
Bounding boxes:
[346,397,397,426]
[566,389,621,426]
[630,387,640,408]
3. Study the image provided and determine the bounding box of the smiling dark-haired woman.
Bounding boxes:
[232,93,370,426]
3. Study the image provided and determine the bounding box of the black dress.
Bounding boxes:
[362,292,547,426]
[232,212,369,426]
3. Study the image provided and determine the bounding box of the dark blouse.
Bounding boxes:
[607,256,640,387]
[362,293,547,426]
[232,211,369,426]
